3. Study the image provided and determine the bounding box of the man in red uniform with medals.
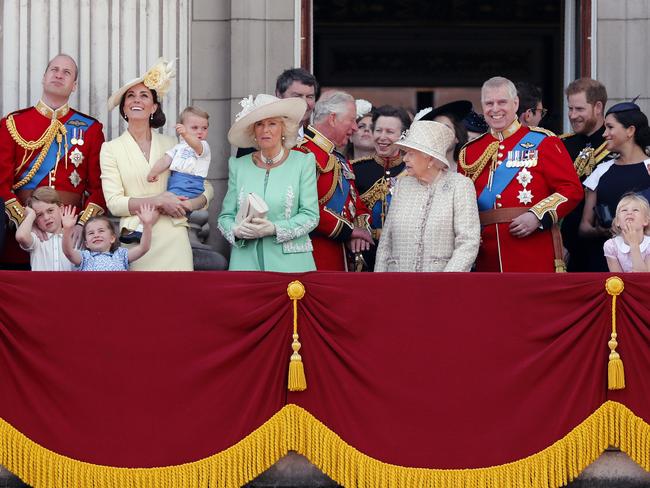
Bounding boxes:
[0,53,105,269]
[296,90,372,270]
[458,77,582,272]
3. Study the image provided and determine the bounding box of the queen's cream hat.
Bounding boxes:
[394,120,455,168]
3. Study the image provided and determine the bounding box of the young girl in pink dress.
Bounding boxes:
[604,193,650,272]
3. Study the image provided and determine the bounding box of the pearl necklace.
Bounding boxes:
[262,147,284,165]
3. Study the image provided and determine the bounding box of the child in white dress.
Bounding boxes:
[603,193,650,272]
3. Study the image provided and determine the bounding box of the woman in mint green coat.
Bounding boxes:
[218,94,319,271]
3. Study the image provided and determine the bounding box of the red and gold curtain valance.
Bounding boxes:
[0,271,648,487]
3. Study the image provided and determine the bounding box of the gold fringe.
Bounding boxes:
[605,276,625,390]
[287,280,307,391]
[0,401,649,488]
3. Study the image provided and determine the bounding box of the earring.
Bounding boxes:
[123,115,128,121]
[282,135,286,141]
[150,113,154,121]
[253,137,257,142]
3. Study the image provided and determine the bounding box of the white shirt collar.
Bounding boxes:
[614,235,650,253]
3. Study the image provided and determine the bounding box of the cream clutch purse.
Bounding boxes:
[236,192,269,223]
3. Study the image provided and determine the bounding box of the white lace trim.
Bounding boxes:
[276,218,318,243]
[284,185,295,220]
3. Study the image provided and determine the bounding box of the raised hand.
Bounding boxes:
[61,205,78,229]
[136,203,159,226]
[175,123,187,137]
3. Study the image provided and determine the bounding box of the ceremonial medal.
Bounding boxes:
[70,128,78,145]
[69,148,84,167]
[517,189,533,205]
[77,129,84,146]
[69,169,81,188]
[516,168,533,187]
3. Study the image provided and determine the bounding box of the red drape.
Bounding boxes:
[0,271,648,470]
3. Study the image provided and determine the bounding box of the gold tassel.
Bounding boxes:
[287,280,307,391]
[605,276,625,390]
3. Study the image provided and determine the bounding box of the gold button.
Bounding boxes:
[499,144,505,150]
[496,194,501,199]
[496,203,503,208]
[498,153,503,158]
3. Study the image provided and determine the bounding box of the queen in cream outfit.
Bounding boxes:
[375,120,480,272]
[101,59,212,271]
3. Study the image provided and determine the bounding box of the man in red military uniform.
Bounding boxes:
[0,53,105,268]
[458,77,582,272]
[296,90,372,270]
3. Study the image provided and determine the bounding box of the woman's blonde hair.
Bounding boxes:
[612,192,650,235]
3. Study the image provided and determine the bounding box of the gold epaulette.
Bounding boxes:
[349,156,371,165]
[530,193,569,223]
[4,198,26,226]
[529,126,557,137]
[558,132,574,140]
[77,203,105,226]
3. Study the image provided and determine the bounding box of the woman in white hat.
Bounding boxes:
[100,59,213,271]
[217,94,319,271]
[374,120,480,272]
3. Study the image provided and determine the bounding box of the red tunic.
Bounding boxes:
[0,102,105,266]
[459,122,582,272]
[295,126,370,270]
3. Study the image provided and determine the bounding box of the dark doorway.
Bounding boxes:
[313,0,566,132]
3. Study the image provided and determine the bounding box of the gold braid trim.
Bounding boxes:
[318,161,341,206]
[4,198,26,226]
[459,141,499,182]
[77,203,105,226]
[7,115,66,190]
[0,401,648,488]
[360,178,389,210]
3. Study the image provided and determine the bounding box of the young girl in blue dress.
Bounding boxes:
[61,204,157,271]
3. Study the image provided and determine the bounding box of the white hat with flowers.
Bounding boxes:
[227,94,307,149]
[107,58,176,110]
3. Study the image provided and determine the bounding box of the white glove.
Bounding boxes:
[233,216,252,239]
[234,217,275,239]
[248,217,276,238]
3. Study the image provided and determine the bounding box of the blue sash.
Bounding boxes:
[20,112,95,190]
[477,131,545,211]
[325,153,352,213]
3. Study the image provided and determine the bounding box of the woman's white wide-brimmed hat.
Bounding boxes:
[107,58,176,110]
[227,94,307,148]
[394,120,455,168]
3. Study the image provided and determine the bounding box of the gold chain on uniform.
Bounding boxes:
[458,141,500,181]
[6,115,66,190]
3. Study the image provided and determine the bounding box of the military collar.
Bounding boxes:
[35,99,70,120]
[490,119,520,141]
[303,125,335,154]
[374,153,403,169]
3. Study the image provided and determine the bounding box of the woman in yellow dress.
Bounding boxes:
[100,59,212,271]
